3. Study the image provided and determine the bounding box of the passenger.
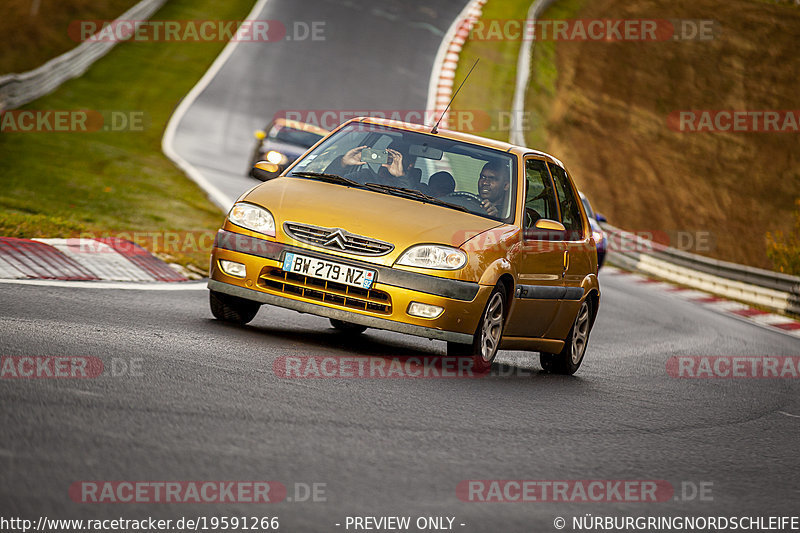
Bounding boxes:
[428,171,456,197]
[340,141,416,188]
[478,160,509,218]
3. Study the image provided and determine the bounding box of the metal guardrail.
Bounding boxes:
[0,0,166,110]
[602,223,800,317]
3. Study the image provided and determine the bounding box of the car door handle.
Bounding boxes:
[563,250,569,277]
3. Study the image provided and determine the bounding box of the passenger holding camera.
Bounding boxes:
[340,142,415,188]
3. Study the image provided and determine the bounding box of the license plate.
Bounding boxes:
[282,252,375,289]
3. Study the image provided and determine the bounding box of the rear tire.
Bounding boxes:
[329,318,367,335]
[540,299,592,375]
[446,285,506,373]
[209,290,260,325]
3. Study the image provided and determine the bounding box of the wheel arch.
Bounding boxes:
[585,288,600,328]
[496,273,515,318]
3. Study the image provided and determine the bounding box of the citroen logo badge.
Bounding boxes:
[324,229,348,250]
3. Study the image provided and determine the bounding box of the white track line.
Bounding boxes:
[161,0,272,211]
[509,0,555,146]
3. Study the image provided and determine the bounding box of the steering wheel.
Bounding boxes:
[442,191,484,211]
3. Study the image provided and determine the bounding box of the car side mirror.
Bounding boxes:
[534,219,566,231]
[250,160,280,181]
[524,218,566,241]
[254,129,266,140]
[595,213,607,223]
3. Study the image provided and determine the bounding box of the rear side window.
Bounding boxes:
[548,163,584,241]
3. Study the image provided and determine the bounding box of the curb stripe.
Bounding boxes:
[1,238,188,283]
[96,238,186,282]
[34,239,155,282]
[0,237,98,281]
[603,266,800,340]
[425,0,487,131]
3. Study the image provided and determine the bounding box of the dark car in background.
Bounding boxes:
[248,118,328,180]
[580,191,608,269]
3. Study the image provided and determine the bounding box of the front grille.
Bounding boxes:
[283,222,394,256]
[258,268,392,314]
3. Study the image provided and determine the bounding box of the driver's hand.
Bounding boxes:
[383,148,404,177]
[481,199,499,217]
[342,146,368,167]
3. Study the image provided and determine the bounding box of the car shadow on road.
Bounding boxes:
[205,318,584,383]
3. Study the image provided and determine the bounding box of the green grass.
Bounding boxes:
[0,0,255,272]
[449,0,585,145]
[450,0,537,142]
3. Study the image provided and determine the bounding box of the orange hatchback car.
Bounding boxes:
[209,117,600,374]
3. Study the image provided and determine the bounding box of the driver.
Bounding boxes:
[340,140,416,188]
[478,160,509,218]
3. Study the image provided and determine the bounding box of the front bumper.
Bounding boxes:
[209,230,489,343]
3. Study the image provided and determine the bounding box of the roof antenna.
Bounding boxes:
[431,58,479,134]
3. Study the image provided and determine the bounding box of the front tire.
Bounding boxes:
[447,285,506,373]
[540,299,592,375]
[209,290,260,325]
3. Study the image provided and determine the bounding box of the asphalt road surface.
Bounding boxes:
[2,272,799,530]
[2,0,799,531]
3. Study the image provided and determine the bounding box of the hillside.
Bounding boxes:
[533,0,800,269]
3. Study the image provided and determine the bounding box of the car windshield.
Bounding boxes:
[288,123,517,222]
[269,124,324,148]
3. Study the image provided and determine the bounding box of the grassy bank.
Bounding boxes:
[0,0,139,74]
[531,0,800,270]
[0,0,255,272]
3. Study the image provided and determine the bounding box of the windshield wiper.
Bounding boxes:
[363,183,469,213]
[289,171,363,187]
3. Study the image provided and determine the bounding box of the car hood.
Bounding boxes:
[241,177,504,266]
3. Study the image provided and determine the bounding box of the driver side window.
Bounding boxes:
[524,158,558,228]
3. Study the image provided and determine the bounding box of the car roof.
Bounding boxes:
[272,118,329,136]
[348,116,565,168]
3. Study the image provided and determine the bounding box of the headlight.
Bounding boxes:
[266,150,286,165]
[396,245,467,270]
[228,203,276,237]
